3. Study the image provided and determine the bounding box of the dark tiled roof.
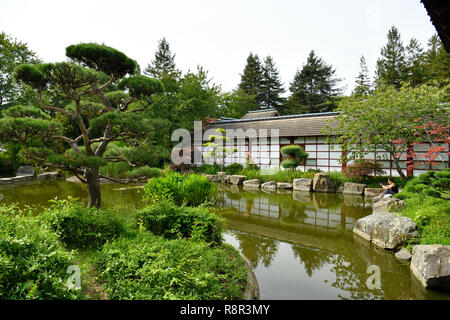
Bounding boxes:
[422,0,450,52]
[241,109,279,119]
[203,112,339,138]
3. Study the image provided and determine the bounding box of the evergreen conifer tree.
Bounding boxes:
[238,53,264,106]
[375,26,407,88]
[353,55,371,96]
[286,50,342,114]
[144,37,177,78]
[260,56,285,109]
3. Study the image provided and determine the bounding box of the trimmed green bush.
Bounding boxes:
[135,202,224,245]
[280,145,308,170]
[42,198,126,249]
[0,206,81,299]
[126,166,161,179]
[96,232,247,300]
[142,172,217,206]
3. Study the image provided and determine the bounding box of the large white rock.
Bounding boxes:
[353,212,418,250]
[204,174,219,182]
[293,178,312,192]
[411,244,450,290]
[343,182,366,195]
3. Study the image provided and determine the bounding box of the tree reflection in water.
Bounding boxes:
[233,231,278,268]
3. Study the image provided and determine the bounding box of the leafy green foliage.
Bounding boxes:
[66,43,137,78]
[328,171,352,187]
[96,233,247,299]
[224,163,243,175]
[142,172,218,207]
[42,198,126,249]
[0,206,81,299]
[0,32,40,109]
[325,84,448,180]
[126,166,161,179]
[135,202,224,245]
[2,105,49,119]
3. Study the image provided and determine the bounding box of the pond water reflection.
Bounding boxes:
[217,184,448,300]
[0,180,447,299]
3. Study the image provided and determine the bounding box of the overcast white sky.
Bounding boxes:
[0,0,437,96]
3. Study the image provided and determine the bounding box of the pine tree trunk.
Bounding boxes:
[86,167,101,208]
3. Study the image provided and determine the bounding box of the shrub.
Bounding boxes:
[224,163,243,175]
[328,171,352,187]
[300,169,322,179]
[42,198,126,249]
[126,166,161,179]
[135,202,224,245]
[280,145,308,170]
[142,172,217,206]
[0,207,81,299]
[240,169,263,181]
[404,169,450,199]
[96,233,247,300]
[99,161,131,179]
[344,160,385,182]
[198,163,221,174]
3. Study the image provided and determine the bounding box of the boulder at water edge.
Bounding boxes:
[276,182,293,190]
[293,178,313,192]
[204,174,219,182]
[312,173,336,193]
[243,179,261,189]
[230,175,246,185]
[373,197,405,213]
[261,181,277,192]
[343,182,366,195]
[365,188,384,197]
[411,244,450,290]
[16,165,35,176]
[353,212,418,250]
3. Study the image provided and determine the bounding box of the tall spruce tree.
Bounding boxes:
[423,34,450,88]
[144,37,177,78]
[286,50,342,114]
[238,53,264,106]
[353,55,371,96]
[375,26,407,89]
[405,38,426,87]
[260,56,285,109]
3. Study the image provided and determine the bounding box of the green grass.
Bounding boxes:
[96,232,247,300]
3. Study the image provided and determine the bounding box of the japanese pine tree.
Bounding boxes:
[2,43,163,207]
[280,145,308,170]
[260,56,285,109]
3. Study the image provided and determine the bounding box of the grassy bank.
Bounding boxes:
[394,169,450,247]
[0,173,248,300]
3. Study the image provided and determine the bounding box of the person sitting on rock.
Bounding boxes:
[380,178,399,198]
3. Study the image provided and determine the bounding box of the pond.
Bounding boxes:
[0,180,447,300]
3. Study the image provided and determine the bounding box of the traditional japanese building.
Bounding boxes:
[202,109,448,177]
